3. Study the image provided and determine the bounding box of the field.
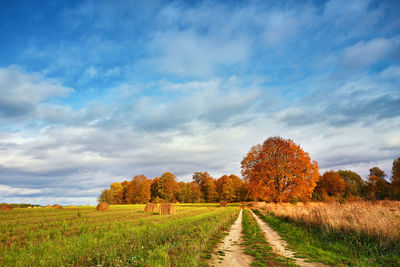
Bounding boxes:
[255,201,400,266]
[0,204,239,266]
[2,201,400,266]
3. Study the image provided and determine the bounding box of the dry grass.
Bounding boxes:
[260,200,400,242]
[159,203,175,215]
[96,202,109,211]
[144,203,158,212]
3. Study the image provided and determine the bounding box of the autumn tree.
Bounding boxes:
[150,177,160,201]
[391,157,400,188]
[241,136,319,202]
[193,172,218,202]
[125,175,151,204]
[216,174,245,202]
[336,170,366,198]
[189,181,204,203]
[98,189,110,203]
[369,167,386,180]
[107,182,123,204]
[157,172,179,202]
[315,171,346,199]
[367,167,391,200]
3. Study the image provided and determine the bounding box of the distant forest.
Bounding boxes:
[99,137,400,204]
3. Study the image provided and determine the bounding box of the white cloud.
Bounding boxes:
[0,185,41,195]
[0,65,73,118]
[342,38,395,69]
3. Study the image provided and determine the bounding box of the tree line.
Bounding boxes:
[98,137,400,204]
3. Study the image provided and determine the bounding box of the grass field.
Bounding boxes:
[255,201,400,266]
[0,204,239,266]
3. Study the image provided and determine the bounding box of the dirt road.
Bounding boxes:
[249,210,329,267]
[210,209,253,267]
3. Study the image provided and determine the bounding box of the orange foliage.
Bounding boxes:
[126,175,151,204]
[315,171,346,198]
[241,136,319,202]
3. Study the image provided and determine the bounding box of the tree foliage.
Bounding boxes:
[367,167,391,200]
[241,136,319,202]
[192,172,218,202]
[316,171,346,198]
[337,170,365,197]
[391,157,400,188]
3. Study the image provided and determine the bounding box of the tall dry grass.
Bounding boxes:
[260,200,400,243]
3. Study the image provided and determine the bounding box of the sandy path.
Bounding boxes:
[249,210,329,267]
[209,209,253,267]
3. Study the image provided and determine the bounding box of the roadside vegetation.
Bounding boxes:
[0,204,239,266]
[254,201,400,266]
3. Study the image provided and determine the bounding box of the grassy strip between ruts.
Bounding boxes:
[1,206,239,266]
[253,209,400,266]
[241,209,295,267]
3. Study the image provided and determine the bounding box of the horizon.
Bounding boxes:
[0,0,399,206]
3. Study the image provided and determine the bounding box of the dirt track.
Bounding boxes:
[249,209,329,267]
[210,209,252,267]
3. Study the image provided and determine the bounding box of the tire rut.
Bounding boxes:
[249,209,329,267]
[209,209,252,267]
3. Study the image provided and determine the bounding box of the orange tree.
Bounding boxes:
[315,171,346,199]
[241,136,319,202]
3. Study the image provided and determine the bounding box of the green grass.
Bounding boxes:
[241,209,294,267]
[0,205,239,266]
[253,209,400,266]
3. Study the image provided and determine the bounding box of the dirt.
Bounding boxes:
[249,210,329,267]
[209,209,253,267]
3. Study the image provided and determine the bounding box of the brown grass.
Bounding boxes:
[219,200,228,207]
[96,202,109,211]
[144,203,158,212]
[261,200,400,241]
[0,204,12,211]
[159,203,175,215]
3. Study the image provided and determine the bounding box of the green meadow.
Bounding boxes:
[0,204,238,266]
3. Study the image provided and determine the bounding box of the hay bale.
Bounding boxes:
[296,202,304,206]
[220,200,228,207]
[144,203,158,212]
[96,202,109,211]
[52,204,62,209]
[159,203,175,215]
[0,204,13,211]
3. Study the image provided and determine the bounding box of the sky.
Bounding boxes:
[0,0,399,205]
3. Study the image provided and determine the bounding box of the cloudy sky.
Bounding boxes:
[0,0,399,205]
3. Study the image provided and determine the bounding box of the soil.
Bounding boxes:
[209,209,253,267]
[249,210,329,267]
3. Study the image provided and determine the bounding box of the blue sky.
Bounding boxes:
[0,0,399,205]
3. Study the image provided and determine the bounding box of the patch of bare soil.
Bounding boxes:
[249,210,329,267]
[209,209,253,267]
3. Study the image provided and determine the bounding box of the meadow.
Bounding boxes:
[0,204,239,266]
[254,201,400,266]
